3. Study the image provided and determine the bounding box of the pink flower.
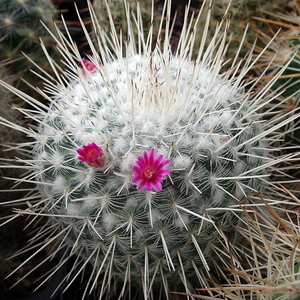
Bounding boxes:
[132,148,172,192]
[77,143,105,168]
[80,58,98,74]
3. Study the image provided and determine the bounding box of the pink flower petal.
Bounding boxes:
[76,148,85,156]
[132,175,141,183]
[148,148,155,163]
[145,182,154,191]
[152,181,162,192]
[133,165,142,173]
[158,169,172,176]
[137,181,146,191]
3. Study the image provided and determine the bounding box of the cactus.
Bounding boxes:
[223,194,300,300]
[273,261,300,300]
[249,3,300,145]
[0,0,300,299]
[0,0,58,89]
[204,0,291,60]
[198,192,300,300]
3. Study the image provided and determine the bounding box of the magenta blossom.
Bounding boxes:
[77,143,105,168]
[132,148,172,192]
[80,58,98,74]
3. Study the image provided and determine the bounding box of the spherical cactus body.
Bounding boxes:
[36,51,269,292]
[0,1,299,299]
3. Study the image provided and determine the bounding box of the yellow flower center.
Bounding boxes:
[143,169,156,181]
